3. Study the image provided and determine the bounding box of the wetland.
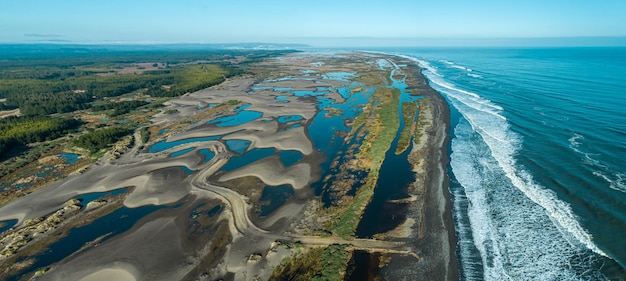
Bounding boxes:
[0,48,454,281]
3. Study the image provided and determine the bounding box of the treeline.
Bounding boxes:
[0,66,95,80]
[145,64,229,97]
[8,91,93,116]
[92,100,149,117]
[0,64,233,116]
[0,116,80,156]
[0,68,173,98]
[73,126,133,153]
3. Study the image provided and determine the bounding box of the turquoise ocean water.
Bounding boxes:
[384,47,626,280]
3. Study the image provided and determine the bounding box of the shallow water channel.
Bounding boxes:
[356,69,419,238]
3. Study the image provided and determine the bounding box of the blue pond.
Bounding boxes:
[208,107,263,127]
[149,135,221,153]
[276,95,290,103]
[277,150,303,167]
[225,140,251,154]
[273,87,293,92]
[293,90,327,97]
[276,115,303,123]
[158,128,169,135]
[76,188,128,205]
[198,148,215,163]
[0,219,17,234]
[220,148,274,172]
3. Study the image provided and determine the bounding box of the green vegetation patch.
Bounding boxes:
[314,244,351,281]
[91,100,149,117]
[270,247,324,281]
[270,244,351,281]
[395,101,419,154]
[368,88,400,168]
[73,126,133,153]
[139,127,150,144]
[0,116,80,157]
[145,64,229,97]
[331,175,377,238]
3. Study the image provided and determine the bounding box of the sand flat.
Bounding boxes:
[79,267,137,281]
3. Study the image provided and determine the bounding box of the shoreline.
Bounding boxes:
[406,57,458,280]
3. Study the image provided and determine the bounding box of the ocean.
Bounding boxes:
[387,47,626,280]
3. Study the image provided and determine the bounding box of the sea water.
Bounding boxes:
[384,47,626,280]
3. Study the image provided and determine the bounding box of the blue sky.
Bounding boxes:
[1,0,625,46]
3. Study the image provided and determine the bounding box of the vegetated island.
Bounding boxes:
[0,47,456,281]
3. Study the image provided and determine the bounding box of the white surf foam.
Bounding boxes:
[425,59,607,257]
[401,54,612,279]
[450,104,608,280]
[451,65,469,71]
[439,59,473,72]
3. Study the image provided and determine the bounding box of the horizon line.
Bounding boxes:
[1,36,626,47]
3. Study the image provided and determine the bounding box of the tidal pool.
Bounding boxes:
[225,140,251,154]
[276,115,303,123]
[208,109,263,127]
[0,219,17,234]
[149,135,221,153]
[59,153,80,164]
[197,148,215,163]
[76,188,129,205]
[220,148,274,172]
[277,150,303,167]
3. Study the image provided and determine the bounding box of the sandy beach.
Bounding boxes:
[406,60,458,281]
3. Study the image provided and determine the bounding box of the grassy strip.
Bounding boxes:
[270,247,324,281]
[367,88,400,167]
[331,174,377,238]
[413,97,430,145]
[313,244,351,281]
[395,101,419,154]
[270,244,351,281]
